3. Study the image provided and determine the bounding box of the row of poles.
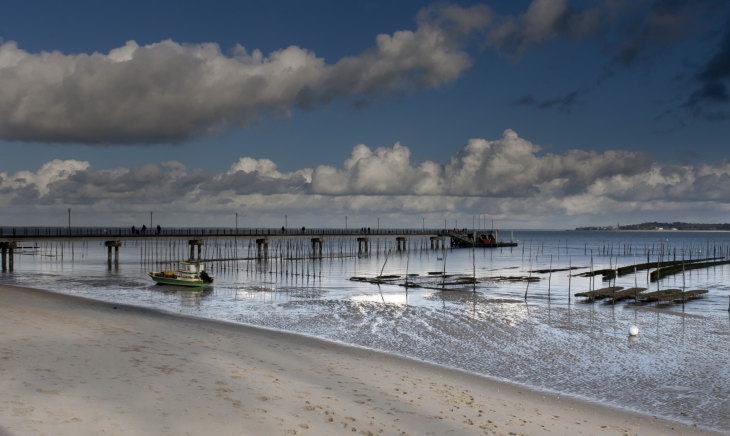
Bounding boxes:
[520,239,730,310]
[22,237,452,273]
[11,238,730,311]
[522,239,730,261]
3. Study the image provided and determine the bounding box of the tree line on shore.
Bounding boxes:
[576,222,730,231]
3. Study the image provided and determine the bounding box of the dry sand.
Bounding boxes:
[0,284,720,436]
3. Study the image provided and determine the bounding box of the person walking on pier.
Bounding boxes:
[156,224,161,235]
[141,224,146,234]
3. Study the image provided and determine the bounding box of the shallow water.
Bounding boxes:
[2,230,730,431]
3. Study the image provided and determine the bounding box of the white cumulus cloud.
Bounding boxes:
[0,4,491,145]
[3,129,730,227]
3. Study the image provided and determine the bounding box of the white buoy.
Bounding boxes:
[629,325,639,336]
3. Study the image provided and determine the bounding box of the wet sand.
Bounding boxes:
[0,285,719,435]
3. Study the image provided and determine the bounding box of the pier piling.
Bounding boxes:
[0,242,16,271]
[256,238,269,259]
[311,238,324,256]
[188,240,204,260]
[430,236,444,249]
[104,241,122,265]
[357,237,369,254]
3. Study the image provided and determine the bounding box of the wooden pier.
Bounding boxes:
[0,226,476,270]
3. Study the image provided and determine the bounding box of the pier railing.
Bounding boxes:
[0,227,454,238]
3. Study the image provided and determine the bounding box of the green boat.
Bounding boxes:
[148,261,214,287]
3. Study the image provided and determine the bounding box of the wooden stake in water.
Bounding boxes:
[682,257,686,302]
[568,257,572,304]
[548,254,552,300]
[442,251,447,291]
[405,251,410,289]
[657,246,661,291]
[611,249,617,304]
[590,251,594,294]
[524,253,533,299]
[472,242,476,293]
[634,253,638,301]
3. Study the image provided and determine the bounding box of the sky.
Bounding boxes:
[0,0,729,229]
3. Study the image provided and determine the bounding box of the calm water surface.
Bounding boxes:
[2,230,729,432]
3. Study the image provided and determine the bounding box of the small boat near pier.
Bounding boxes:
[149,261,214,287]
[446,230,518,248]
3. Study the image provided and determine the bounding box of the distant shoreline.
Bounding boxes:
[573,229,730,232]
[575,222,730,232]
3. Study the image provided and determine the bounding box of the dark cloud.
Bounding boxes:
[683,19,730,115]
[513,95,537,106]
[483,0,616,56]
[513,89,582,112]
[609,0,714,68]
[698,25,730,83]
[200,170,308,195]
[486,0,721,63]
[687,82,730,105]
[498,0,726,116]
[9,184,40,200]
[39,163,214,205]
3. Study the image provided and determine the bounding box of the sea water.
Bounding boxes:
[2,230,729,432]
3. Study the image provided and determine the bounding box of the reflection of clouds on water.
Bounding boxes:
[231,296,729,436]
[173,289,213,307]
[244,285,326,299]
[351,293,408,305]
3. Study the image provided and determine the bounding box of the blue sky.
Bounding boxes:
[1,0,729,228]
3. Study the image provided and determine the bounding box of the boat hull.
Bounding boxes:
[451,241,518,248]
[148,273,212,287]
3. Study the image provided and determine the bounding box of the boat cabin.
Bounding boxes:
[179,261,205,275]
[180,260,205,274]
[478,231,498,244]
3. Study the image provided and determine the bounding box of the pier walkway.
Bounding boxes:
[0,226,446,242]
[0,227,499,270]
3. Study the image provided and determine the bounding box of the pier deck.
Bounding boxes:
[0,226,516,271]
[0,226,447,243]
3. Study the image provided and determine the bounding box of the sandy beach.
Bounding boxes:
[0,285,719,436]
